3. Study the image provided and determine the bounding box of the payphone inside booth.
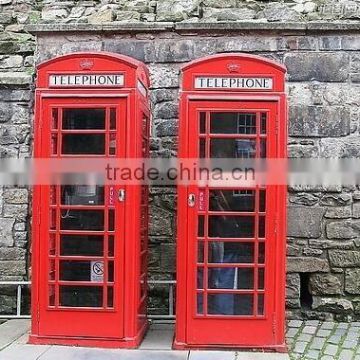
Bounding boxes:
[175,54,287,350]
[30,52,150,348]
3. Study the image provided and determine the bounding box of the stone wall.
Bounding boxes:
[0,0,360,319]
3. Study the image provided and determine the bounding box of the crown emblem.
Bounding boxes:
[80,59,94,70]
[227,63,240,73]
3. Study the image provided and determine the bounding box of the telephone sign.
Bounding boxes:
[175,53,288,351]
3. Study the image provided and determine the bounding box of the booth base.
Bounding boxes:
[173,339,288,353]
[28,321,149,349]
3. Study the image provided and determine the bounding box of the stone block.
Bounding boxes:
[309,273,343,295]
[148,40,194,63]
[0,55,23,69]
[150,89,178,104]
[289,106,350,137]
[326,219,360,239]
[149,206,173,236]
[156,0,200,21]
[0,247,26,261]
[287,257,330,273]
[345,269,360,294]
[88,9,114,23]
[203,0,236,8]
[215,8,256,21]
[286,273,300,299]
[312,297,353,314]
[0,260,26,277]
[160,243,176,272]
[0,90,31,102]
[285,53,350,82]
[0,72,32,85]
[103,39,147,62]
[115,10,141,21]
[41,8,69,21]
[288,143,319,158]
[149,64,180,89]
[260,2,301,22]
[288,206,325,238]
[289,193,319,206]
[329,250,360,267]
[324,206,351,219]
[320,193,352,206]
[154,101,178,119]
[3,189,28,204]
[319,36,342,50]
[342,36,360,51]
[3,204,28,221]
[0,218,15,247]
[156,120,178,137]
[0,13,12,24]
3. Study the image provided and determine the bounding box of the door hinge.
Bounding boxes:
[272,313,277,335]
[37,307,40,323]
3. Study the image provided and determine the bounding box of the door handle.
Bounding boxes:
[118,189,126,202]
[188,193,196,207]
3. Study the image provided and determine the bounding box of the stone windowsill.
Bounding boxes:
[25,21,360,34]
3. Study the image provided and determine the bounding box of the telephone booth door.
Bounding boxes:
[30,52,150,348]
[175,54,287,350]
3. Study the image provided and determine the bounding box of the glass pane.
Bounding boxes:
[60,210,104,231]
[49,285,55,306]
[197,267,204,289]
[49,234,56,255]
[198,241,204,263]
[258,242,265,264]
[61,185,104,205]
[60,234,103,256]
[51,134,58,155]
[62,134,105,155]
[258,268,265,290]
[108,209,115,231]
[208,216,255,238]
[210,190,255,212]
[108,261,114,282]
[208,294,253,315]
[199,112,206,134]
[107,287,114,308]
[259,190,266,212]
[49,260,55,280]
[208,242,254,264]
[62,108,105,130]
[109,133,116,155]
[110,108,116,130]
[108,235,114,257]
[210,139,256,158]
[259,216,265,238]
[197,293,203,315]
[60,260,94,281]
[50,209,56,230]
[260,139,266,158]
[199,139,206,158]
[52,108,58,129]
[210,112,256,134]
[50,186,56,205]
[261,113,267,134]
[59,286,103,307]
[198,215,204,237]
[208,267,253,289]
[258,294,264,315]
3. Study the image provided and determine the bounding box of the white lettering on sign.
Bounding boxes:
[91,261,104,282]
[194,77,273,90]
[49,74,124,87]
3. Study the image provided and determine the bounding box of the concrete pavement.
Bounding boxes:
[0,319,290,360]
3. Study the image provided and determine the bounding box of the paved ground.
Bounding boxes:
[286,320,360,360]
[2,319,360,359]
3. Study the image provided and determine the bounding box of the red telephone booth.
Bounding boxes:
[29,52,150,348]
[175,53,287,350]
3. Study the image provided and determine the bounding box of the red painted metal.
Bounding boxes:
[175,53,287,350]
[30,52,150,348]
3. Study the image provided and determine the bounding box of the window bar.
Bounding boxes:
[16,285,22,317]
